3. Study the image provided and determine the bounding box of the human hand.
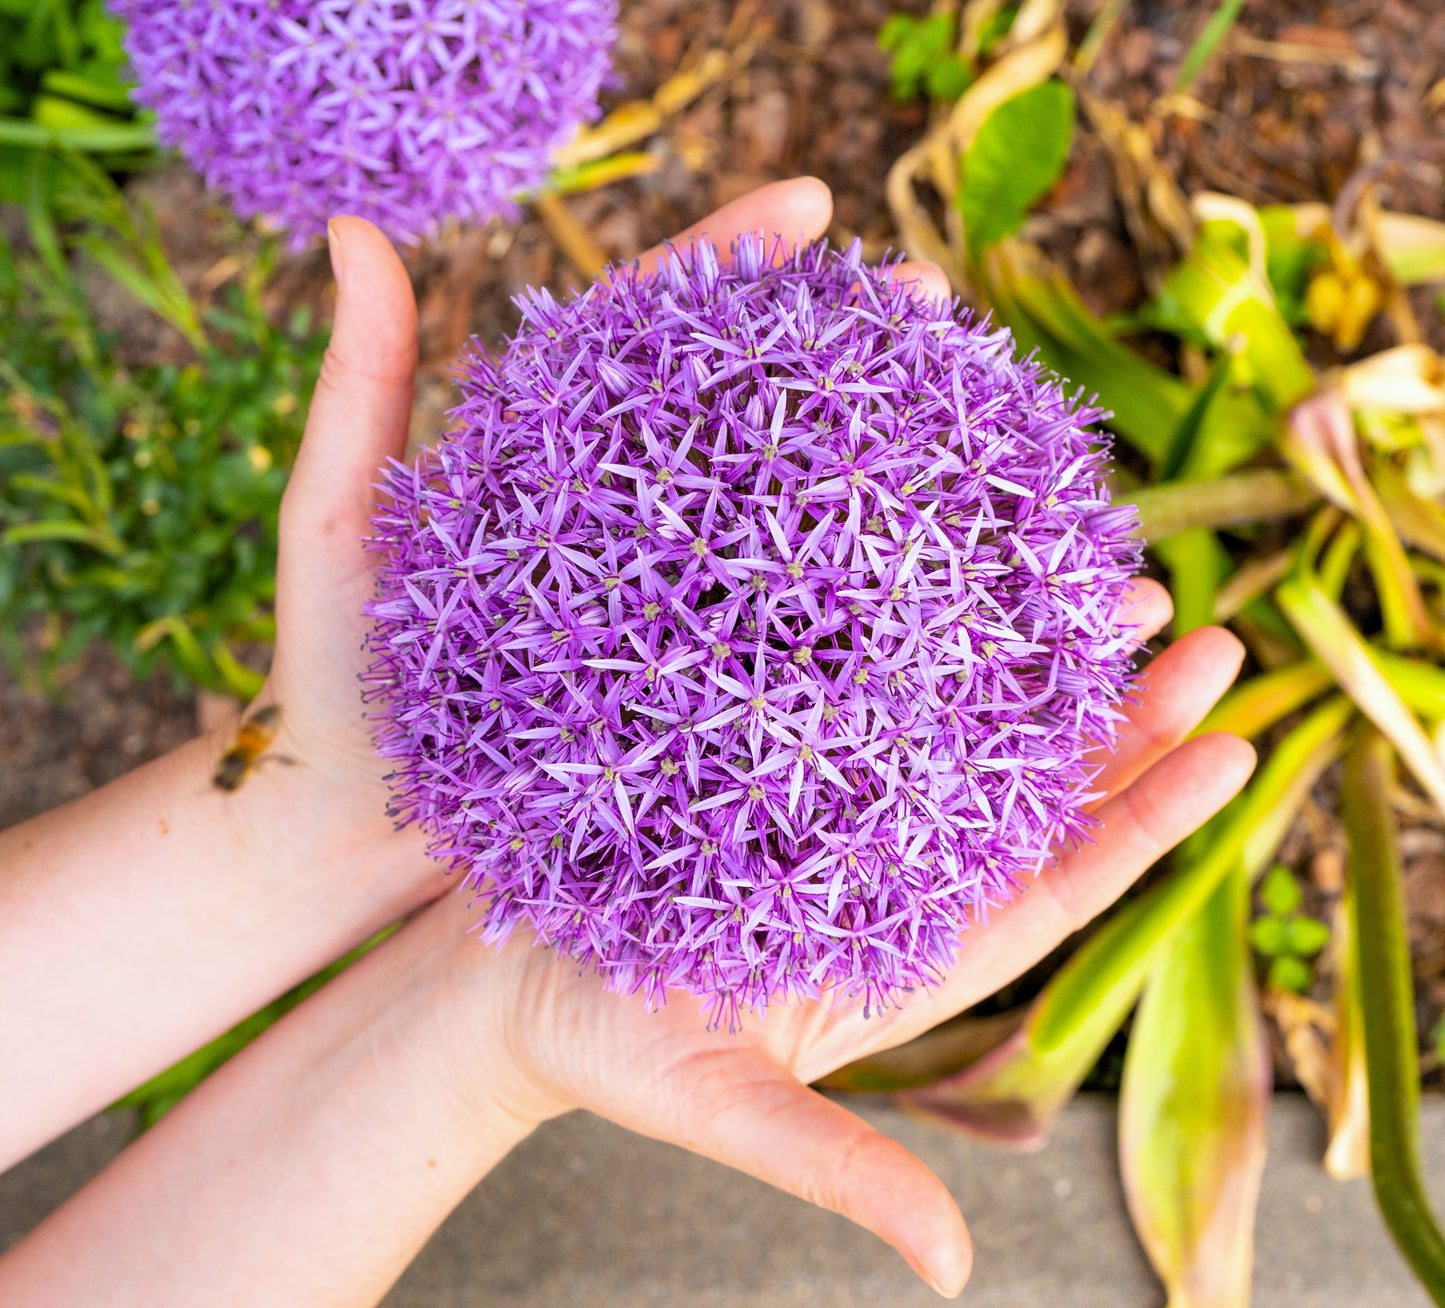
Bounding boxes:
[243,179,887,904]
[421,583,1250,1296]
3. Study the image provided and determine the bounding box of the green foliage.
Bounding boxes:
[878,12,974,104]
[1249,864,1330,993]
[1143,217,1315,416]
[0,0,155,201]
[1174,0,1246,95]
[1344,732,1445,1302]
[974,4,1020,61]
[1259,205,1331,326]
[113,929,396,1129]
[958,80,1075,257]
[0,154,327,695]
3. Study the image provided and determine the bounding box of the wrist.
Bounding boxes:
[215,708,445,929]
[418,891,577,1133]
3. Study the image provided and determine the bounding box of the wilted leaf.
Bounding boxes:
[1285,395,1436,650]
[817,1008,1026,1093]
[1276,573,1445,811]
[1125,471,1317,543]
[1196,661,1332,741]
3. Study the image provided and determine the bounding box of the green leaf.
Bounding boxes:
[1287,915,1331,957]
[0,116,155,151]
[877,13,915,51]
[897,697,1351,1146]
[1147,218,1315,415]
[1267,954,1314,993]
[1174,0,1246,94]
[959,80,1075,256]
[1249,916,1289,956]
[1261,863,1303,916]
[1154,526,1230,638]
[2,518,120,554]
[1120,861,1269,1307]
[1343,730,1445,1302]
[925,54,973,102]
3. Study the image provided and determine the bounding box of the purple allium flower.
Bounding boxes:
[110,0,617,247]
[366,236,1141,1025]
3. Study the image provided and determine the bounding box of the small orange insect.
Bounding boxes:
[212,704,285,792]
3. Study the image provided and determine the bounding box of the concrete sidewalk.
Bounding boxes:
[2,1096,1439,1306]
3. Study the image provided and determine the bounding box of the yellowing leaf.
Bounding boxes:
[1120,859,1269,1308]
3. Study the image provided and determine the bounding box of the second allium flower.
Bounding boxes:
[366,237,1141,1024]
[111,0,617,246]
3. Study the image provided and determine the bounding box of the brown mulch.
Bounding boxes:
[6,0,1445,1075]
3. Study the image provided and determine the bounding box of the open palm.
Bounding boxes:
[269,178,1253,1299]
[428,598,1249,1298]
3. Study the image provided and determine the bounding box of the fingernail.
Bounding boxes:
[327,218,347,293]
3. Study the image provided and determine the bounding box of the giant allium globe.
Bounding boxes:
[366,236,1141,1025]
[110,0,617,246]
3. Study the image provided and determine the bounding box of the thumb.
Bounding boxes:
[280,215,418,574]
[647,1052,972,1297]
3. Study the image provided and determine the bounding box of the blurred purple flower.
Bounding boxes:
[111,0,617,247]
[366,236,1141,1026]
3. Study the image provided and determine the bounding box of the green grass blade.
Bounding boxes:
[1174,0,1247,94]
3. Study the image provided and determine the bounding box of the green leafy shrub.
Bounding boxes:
[0,0,156,198]
[0,154,327,695]
[878,12,973,104]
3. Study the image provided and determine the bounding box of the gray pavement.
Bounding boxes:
[2,1095,1440,1305]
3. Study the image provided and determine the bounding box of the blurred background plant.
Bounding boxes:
[0,153,327,697]
[0,0,158,199]
[822,0,1445,1303]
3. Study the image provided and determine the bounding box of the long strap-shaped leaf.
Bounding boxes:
[894,697,1350,1146]
[1342,731,1445,1302]
[1119,858,1270,1308]
[1278,574,1445,812]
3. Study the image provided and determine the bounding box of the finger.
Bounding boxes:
[281,216,418,558]
[915,733,1256,1023]
[888,259,951,304]
[1117,576,1172,648]
[636,177,833,274]
[1089,626,1246,803]
[642,1050,971,1297]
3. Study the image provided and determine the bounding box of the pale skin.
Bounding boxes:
[0,178,1255,1303]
